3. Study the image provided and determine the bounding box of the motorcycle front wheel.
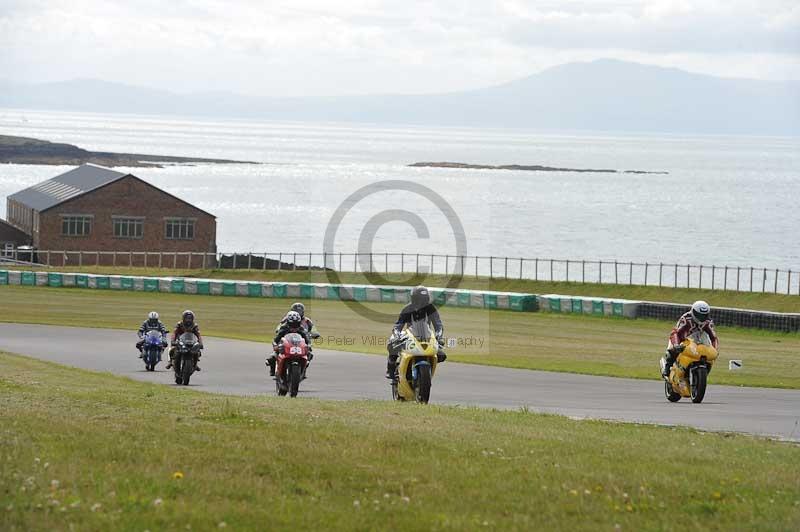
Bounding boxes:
[289,364,302,398]
[664,380,681,402]
[181,357,194,386]
[690,366,708,403]
[414,364,432,404]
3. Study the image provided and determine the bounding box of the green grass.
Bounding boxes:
[1,352,799,531]
[2,285,800,389]
[5,265,799,312]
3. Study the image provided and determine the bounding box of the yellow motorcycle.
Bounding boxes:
[391,319,440,404]
[660,339,718,403]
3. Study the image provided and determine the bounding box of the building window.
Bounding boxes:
[2,243,13,257]
[165,218,195,240]
[113,217,144,239]
[61,215,92,237]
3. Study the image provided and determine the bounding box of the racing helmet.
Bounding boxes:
[290,302,305,318]
[286,310,302,327]
[690,300,710,323]
[182,310,195,327]
[410,285,431,309]
[147,311,159,325]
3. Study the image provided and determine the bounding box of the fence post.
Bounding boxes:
[599,261,603,283]
[173,252,177,269]
[293,253,297,272]
[774,269,779,293]
[762,268,766,292]
[262,253,267,271]
[339,253,343,272]
[475,256,479,278]
[504,257,508,279]
[46,250,50,266]
[232,254,237,269]
[645,263,649,286]
[187,253,192,269]
[401,253,404,274]
[698,265,702,289]
[247,254,252,270]
[429,254,434,275]
[490,257,494,279]
[446,255,450,276]
[416,253,420,274]
[566,260,570,282]
[309,253,312,270]
[519,258,523,280]
[79,251,83,267]
[723,266,728,290]
[158,252,163,268]
[202,253,207,270]
[711,265,715,289]
[629,262,633,285]
[277,253,282,271]
[130,251,133,267]
[736,267,740,291]
[550,259,554,282]
[686,264,689,288]
[535,258,539,281]
[614,260,618,284]
[582,260,586,283]
[659,262,663,286]
[673,264,678,288]
[788,270,792,295]
[750,267,754,292]
[385,253,389,274]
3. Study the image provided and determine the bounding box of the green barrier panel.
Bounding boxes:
[144,279,159,292]
[380,288,396,302]
[327,286,341,300]
[548,297,561,312]
[572,299,583,313]
[171,279,185,293]
[353,287,367,301]
[592,300,604,315]
[222,283,236,296]
[75,275,88,288]
[300,284,315,299]
[248,283,263,297]
[95,277,110,289]
[272,284,287,298]
[47,273,63,287]
[612,302,624,316]
[457,292,471,306]
[120,277,134,290]
[483,294,498,309]
[509,295,537,311]
[0,270,7,285]
[21,271,35,286]
[432,291,447,306]
[196,281,210,295]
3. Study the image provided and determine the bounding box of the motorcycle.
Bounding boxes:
[274,333,309,398]
[142,330,166,372]
[390,318,440,404]
[660,339,718,403]
[174,332,201,386]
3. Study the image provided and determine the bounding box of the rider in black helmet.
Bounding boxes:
[166,310,204,371]
[268,310,313,376]
[386,285,446,380]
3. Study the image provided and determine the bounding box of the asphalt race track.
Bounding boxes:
[1,323,798,441]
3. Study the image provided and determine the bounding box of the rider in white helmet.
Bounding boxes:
[135,311,168,358]
[662,300,719,377]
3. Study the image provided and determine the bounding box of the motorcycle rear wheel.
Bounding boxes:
[415,364,432,404]
[664,380,681,402]
[690,366,708,403]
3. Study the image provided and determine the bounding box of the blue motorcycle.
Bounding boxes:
[142,330,166,372]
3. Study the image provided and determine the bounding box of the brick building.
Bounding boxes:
[5,164,216,266]
[0,218,31,256]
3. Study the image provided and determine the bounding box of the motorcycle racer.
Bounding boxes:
[268,310,313,377]
[135,311,168,358]
[662,300,719,377]
[386,285,447,380]
[166,310,204,371]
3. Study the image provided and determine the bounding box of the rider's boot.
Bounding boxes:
[267,355,276,377]
[661,351,675,378]
[194,354,201,372]
[165,354,173,370]
[386,360,397,381]
[436,349,447,363]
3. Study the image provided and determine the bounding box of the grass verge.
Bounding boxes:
[1,351,799,531]
[1,285,800,389]
[4,265,799,312]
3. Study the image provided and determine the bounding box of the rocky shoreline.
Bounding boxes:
[0,135,258,168]
[409,161,668,175]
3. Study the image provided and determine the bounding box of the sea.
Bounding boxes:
[0,108,798,271]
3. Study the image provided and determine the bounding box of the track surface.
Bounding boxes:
[1,324,799,441]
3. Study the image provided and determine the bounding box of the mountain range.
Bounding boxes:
[1,59,798,135]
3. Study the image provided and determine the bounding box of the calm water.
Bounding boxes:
[0,108,798,270]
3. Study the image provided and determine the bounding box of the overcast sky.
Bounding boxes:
[1,0,798,96]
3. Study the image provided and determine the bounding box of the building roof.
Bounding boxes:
[0,218,31,243]
[8,163,129,212]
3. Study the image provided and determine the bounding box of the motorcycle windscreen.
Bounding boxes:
[179,332,197,345]
[284,332,305,347]
[145,330,163,343]
[409,318,432,342]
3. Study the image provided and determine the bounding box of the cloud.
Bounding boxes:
[0,0,797,95]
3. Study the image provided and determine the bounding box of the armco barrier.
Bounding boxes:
[538,293,799,332]
[0,270,537,313]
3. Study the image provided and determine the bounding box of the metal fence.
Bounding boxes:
[5,249,799,295]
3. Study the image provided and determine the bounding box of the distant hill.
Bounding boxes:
[1,59,798,135]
